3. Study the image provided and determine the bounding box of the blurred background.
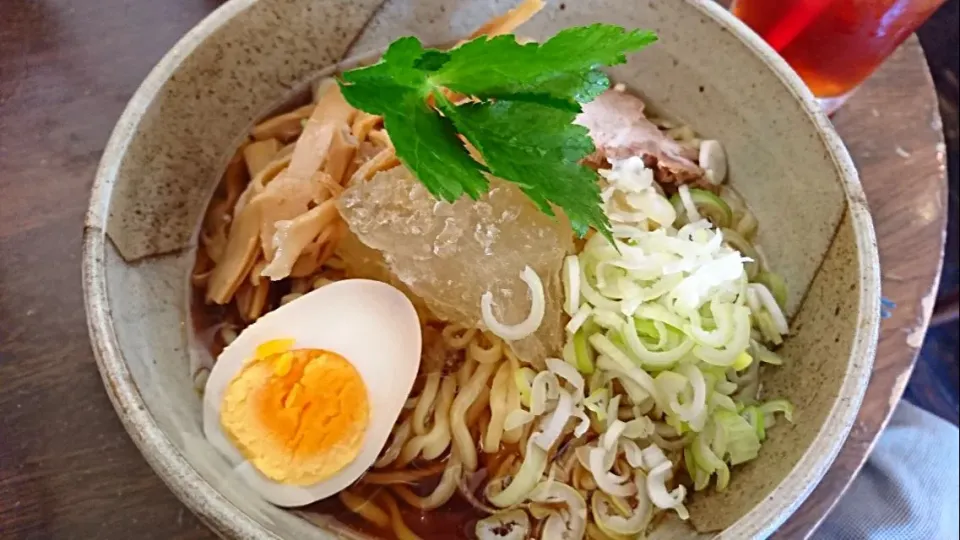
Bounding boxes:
[906,0,958,426]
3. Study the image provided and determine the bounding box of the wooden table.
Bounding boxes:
[0,2,947,539]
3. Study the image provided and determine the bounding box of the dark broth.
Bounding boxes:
[190,82,497,538]
[193,295,495,540]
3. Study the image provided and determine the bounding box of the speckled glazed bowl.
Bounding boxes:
[82,0,880,538]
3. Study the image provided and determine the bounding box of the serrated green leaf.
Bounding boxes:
[436,96,612,242]
[337,25,658,240]
[339,49,489,200]
[431,25,656,104]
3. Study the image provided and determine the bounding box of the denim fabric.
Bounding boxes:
[814,401,960,540]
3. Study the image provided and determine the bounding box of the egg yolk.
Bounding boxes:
[220,342,369,486]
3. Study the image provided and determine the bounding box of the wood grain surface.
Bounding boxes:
[773,38,949,539]
[0,1,947,539]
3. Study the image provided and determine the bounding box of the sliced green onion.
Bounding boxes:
[591,487,650,537]
[710,417,728,459]
[715,379,738,396]
[565,304,593,334]
[584,389,610,421]
[755,311,784,346]
[721,228,761,280]
[754,271,787,310]
[634,318,660,340]
[622,319,694,370]
[709,393,737,412]
[751,340,784,365]
[562,255,581,316]
[587,368,606,395]
[684,447,705,490]
[534,388,574,450]
[530,372,561,415]
[603,396,623,434]
[645,462,689,519]
[514,367,536,408]
[734,208,758,240]
[671,188,734,229]
[674,363,708,426]
[476,509,530,540]
[713,409,760,465]
[604,370,652,404]
[593,309,626,331]
[686,301,735,349]
[590,333,638,372]
[546,357,585,392]
[572,328,596,374]
[692,305,751,366]
[595,263,630,298]
[760,399,795,424]
[741,405,766,442]
[546,162,790,504]
[619,274,684,315]
[530,482,587,540]
[691,432,725,473]
[580,260,621,311]
[562,340,577,368]
[692,463,712,492]
[650,320,671,350]
[749,283,789,335]
[655,371,689,413]
[633,303,687,330]
[677,185,702,223]
[593,350,659,405]
[481,266,545,341]
[622,416,654,439]
[488,439,548,508]
[732,351,753,371]
[715,460,731,491]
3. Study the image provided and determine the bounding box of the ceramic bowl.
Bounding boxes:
[82,0,880,538]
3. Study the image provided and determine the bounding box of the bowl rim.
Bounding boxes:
[82,0,880,538]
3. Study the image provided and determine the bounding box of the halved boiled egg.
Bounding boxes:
[203,279,421,507]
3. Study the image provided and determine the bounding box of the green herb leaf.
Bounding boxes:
[337,25,658,240]
[434,95,608,237]
[340,39,488,200]
[432,25,658,106]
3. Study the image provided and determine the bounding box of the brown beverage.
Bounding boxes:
[732,0,944,99]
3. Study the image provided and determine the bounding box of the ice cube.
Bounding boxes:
[337,167,574,363]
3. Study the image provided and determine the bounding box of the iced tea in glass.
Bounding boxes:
[731,0,945,112]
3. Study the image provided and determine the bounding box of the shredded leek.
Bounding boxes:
[488,439,548,508]
[754,271,787,310]
[572,329,596,374]
[514,367,535,408]
[760,399,795,425]
[741,405,766,442]
[476,509,530,540]
[713,410,760,465]
[721,227,761,280]
[584,389,610,421]
[735,209,759,240]
[563,255,582,316]
[755,310,784,346]
[491,156,797,522]
[481,266,546,341]
[671,188,733,229]
[751,339,784,365]
[732,351,753,371]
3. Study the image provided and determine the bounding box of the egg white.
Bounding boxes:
[203,279,422,507]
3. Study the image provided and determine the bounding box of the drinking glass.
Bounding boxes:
[731,0,946,114]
